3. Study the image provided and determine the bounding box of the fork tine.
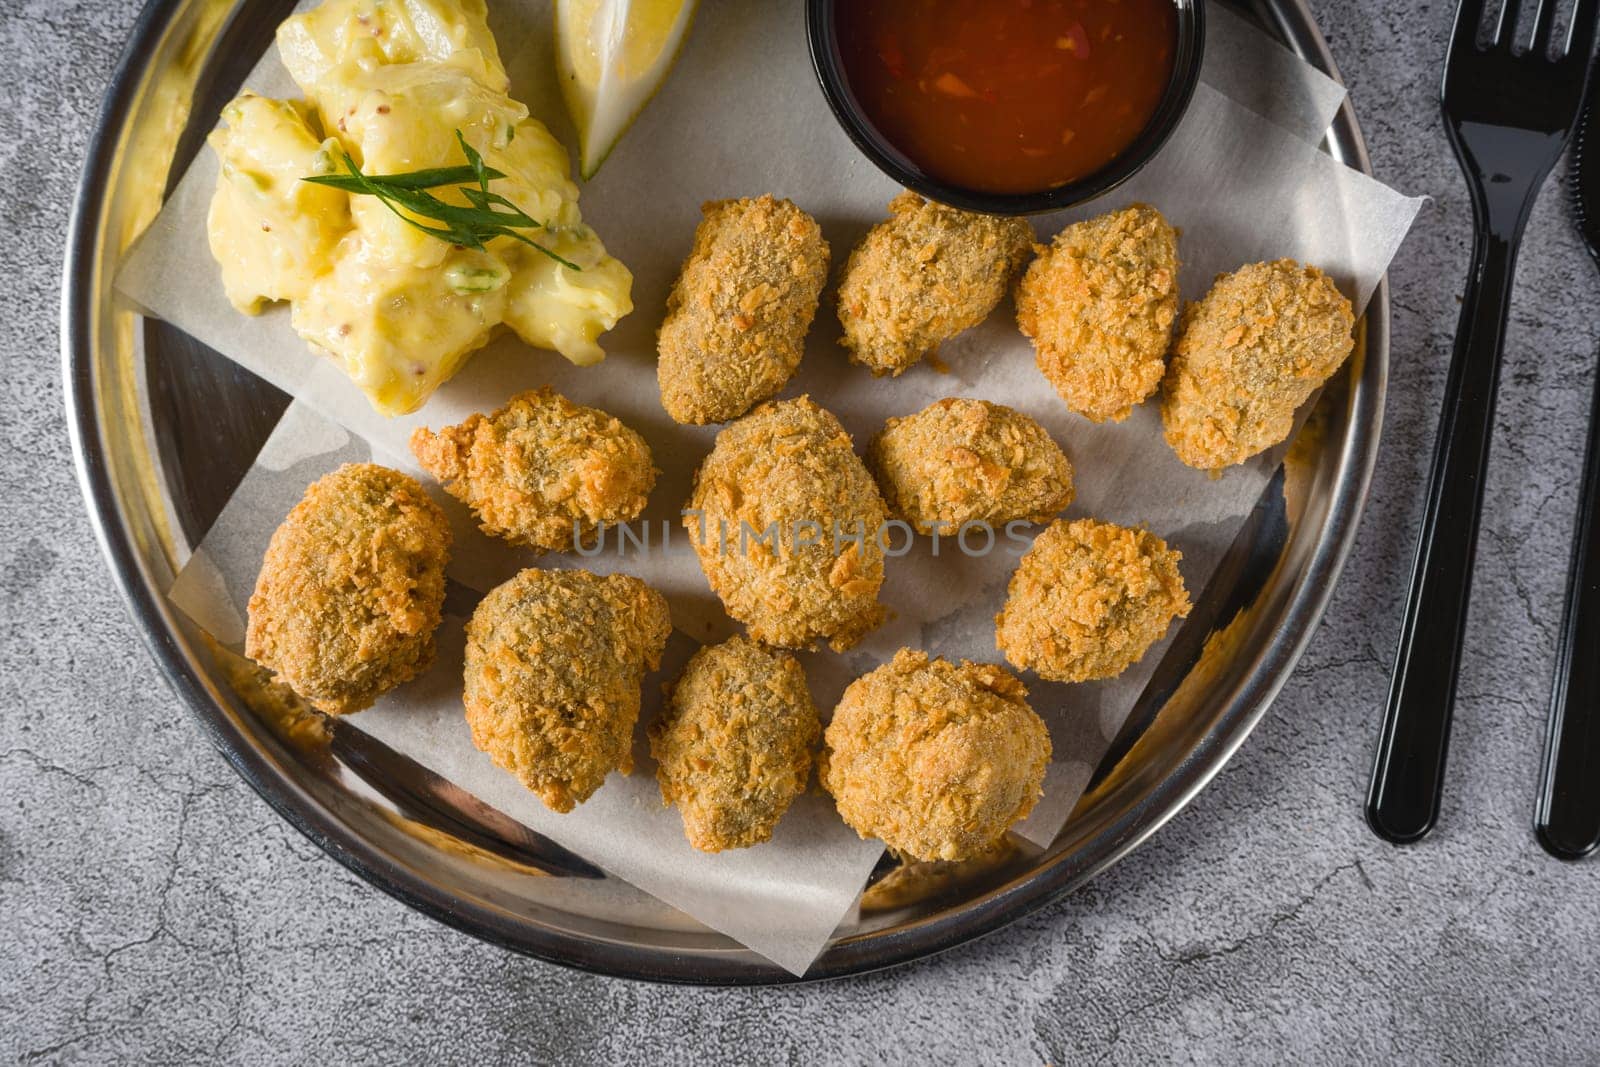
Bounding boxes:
[1532,0,1559,53]
[1496,0,1526,45]
[1450,0,1490,55]
[1569,0,1600,58]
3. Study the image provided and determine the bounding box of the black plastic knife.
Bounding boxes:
[1535,57,1600,860]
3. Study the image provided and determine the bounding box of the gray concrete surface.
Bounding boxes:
[5,0,1600,1062]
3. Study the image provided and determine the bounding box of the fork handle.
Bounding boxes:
[1535,349,1600,860]
[1367,229,1519,844]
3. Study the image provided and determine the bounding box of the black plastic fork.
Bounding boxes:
[1368,0,1600,844]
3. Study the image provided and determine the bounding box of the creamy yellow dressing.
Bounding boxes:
[206,94,349,312]
[207,0,633,416]
[277,0,509,99]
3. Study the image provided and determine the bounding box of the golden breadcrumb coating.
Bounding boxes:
[685,396,887,651]
[858,840,1016,912]
[820,649,1050,862]
[868,397,1074,535]
[656,195,830,424]
[463,567,672,812]
[995,518,1191,683]
[837,191,1034,376]
[1161,259,1356,470]
[1016,204,1180,422]
[648,636,819,852]
[410,387,657,552]
[246,463,450,715]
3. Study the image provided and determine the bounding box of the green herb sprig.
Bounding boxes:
[304,131,581,271]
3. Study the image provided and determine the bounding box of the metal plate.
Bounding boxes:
[63,0,1387,984]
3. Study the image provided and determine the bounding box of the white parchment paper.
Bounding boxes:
[128,1,1420,974]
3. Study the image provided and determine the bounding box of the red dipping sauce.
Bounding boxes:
[836,0,1179,195]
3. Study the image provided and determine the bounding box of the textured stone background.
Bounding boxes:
[5,0,1600,1062]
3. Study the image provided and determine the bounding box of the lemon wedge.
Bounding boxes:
[556,0,697,180]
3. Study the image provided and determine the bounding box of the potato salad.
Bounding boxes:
[206,0,633,416]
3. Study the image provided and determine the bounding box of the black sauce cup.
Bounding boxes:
[806,0,1208,216]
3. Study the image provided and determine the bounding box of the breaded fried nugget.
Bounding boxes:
[996,518,1190,683]
[685,396,887,651]
[869,397,1074,534]
[1161,259,1355,470]
[463,567,672,812]
[837,191,1034,376]
[649,636,819,852]
[821,649,1050,862]
[1016,204,1180,422]
[657,195,830,424]
[246,463,450,715]
[410,387,656,552]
